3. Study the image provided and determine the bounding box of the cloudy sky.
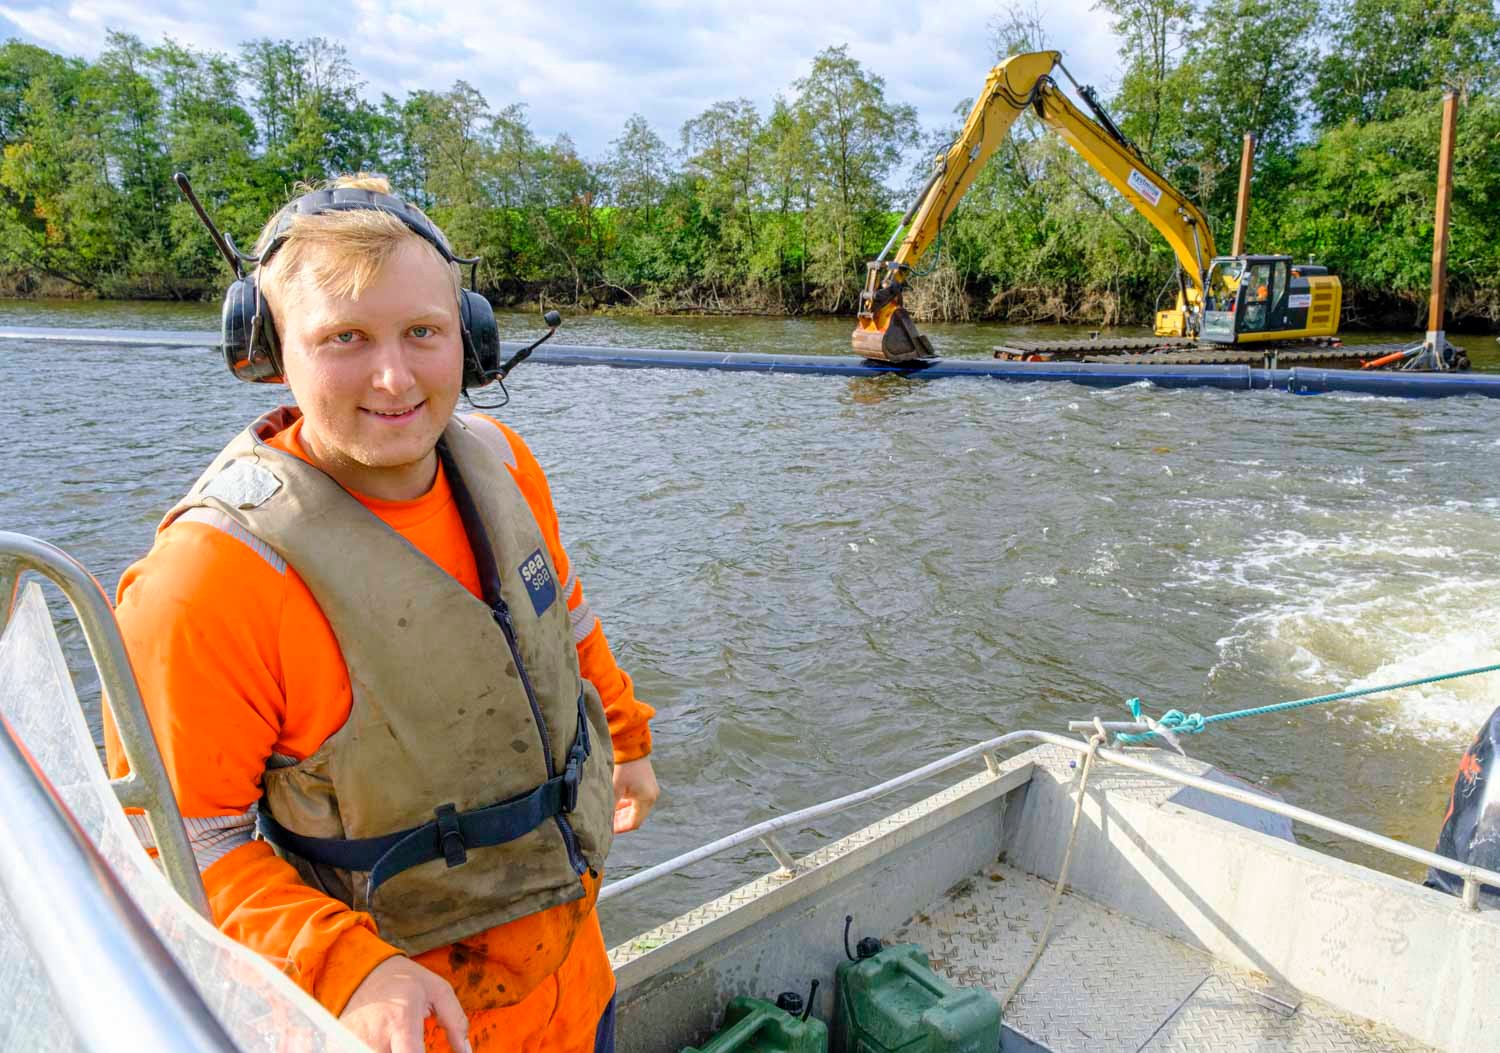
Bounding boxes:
[0,0,1120,157]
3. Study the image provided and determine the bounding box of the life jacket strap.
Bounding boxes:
[259,691,592,893]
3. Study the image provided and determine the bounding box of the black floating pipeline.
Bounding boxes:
[519,343,1500,400]
[2,327,1497,399]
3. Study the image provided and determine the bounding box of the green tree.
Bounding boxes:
[146,38,260,289]
[680,98,762,294]
[240,37,383,186]
[1271,96,1500,324]
[529,133,606,303]
[1314,0,1500,127]
[0,41,80,148]
[606,113,671,222]
[755,97,815,305]
[793,45,916,310]
[0,73,115,291]
[1177,0,1315,223]
[1095,0,1195,162]
[601,113,675,300]
[397,80,496,266]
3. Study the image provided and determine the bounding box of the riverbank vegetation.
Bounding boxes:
[1,0,1496,329]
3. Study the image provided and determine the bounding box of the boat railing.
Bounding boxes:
[0,703,238,1051]
[0,531,209,915]
[601,727,1500,910]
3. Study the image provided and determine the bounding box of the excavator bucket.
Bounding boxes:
[851,307,936,363]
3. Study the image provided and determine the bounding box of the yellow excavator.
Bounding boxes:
[852,51,1345,364]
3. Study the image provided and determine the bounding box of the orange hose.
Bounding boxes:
[1362,350,1408,370]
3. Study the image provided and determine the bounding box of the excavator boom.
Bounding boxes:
[853,51,1215,362]
[1034,80,1215,295]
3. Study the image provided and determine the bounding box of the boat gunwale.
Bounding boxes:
[602,728,1500,909]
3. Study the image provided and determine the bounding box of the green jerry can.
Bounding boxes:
[833,937,1001,1053]
[683,990,829,1053]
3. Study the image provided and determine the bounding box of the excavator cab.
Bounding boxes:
[1200,255,1342,345]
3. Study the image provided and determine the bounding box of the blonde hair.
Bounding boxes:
[255,173,460,314]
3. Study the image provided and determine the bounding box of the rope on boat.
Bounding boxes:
[1001,718,1106,1011]
[1114,661,1500,747]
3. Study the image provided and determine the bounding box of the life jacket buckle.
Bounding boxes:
[560,693,591,813]
[561,756,581,813]
[435,803,467,867]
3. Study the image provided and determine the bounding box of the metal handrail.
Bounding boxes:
[0,532,210,916]
[0,709,238,1051]
[600,728,1500,909]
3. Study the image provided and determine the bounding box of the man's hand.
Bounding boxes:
[613,757,660,833]
[340,955,470,1053]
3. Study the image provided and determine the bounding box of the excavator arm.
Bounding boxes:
[853,50,1215,362]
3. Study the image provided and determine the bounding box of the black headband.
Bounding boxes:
[257,188,477,269]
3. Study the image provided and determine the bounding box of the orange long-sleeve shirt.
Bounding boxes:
[106,412,653,1052]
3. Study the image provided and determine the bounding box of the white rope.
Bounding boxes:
[1001,719,1106,1011]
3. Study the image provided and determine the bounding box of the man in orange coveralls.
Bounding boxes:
[106,174,658,1053]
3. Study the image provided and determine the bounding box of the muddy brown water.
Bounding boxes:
[1,299,1497,944]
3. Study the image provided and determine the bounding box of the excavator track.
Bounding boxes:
[1084,348,1376,367]
[995,336,1200,357]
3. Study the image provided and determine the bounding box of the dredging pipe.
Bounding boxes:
[2,327,1498,399]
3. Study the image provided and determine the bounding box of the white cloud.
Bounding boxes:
[0,0,1123,157]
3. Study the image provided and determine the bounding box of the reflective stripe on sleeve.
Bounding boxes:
[569,597,598,643]
[128,808,257,872]
[175,507,287,575]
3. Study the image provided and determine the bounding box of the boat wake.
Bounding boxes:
[1185,502,1500,735]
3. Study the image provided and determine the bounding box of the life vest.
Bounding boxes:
[163,408,615,954]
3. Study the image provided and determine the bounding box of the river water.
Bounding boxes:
[1,299,1498,943]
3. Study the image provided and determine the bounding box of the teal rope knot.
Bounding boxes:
[1157,710,1207,735]
[1113,661,1500,747]
[1119,698,1205,745]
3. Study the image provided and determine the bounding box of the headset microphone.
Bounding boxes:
[497,310,562,380]
[465,310,563,411]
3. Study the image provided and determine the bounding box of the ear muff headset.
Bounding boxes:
[176,175,500,389]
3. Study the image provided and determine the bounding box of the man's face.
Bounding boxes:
[275,240,464,496]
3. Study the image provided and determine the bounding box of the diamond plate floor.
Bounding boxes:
[888,863,1432,1053]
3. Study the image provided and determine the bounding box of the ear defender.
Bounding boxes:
[180,174,498,388]
[460,289,500,389]
[222,274,285,384]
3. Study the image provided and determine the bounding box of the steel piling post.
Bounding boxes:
[1230,132,1255,257]
[1425,90,1459,368]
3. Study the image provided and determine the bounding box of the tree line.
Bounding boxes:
[0,0,1496,329]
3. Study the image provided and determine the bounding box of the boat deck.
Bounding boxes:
[891,861,1430,1052]
[609,738,1499,1053]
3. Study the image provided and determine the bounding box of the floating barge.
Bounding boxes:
[991,334,1437,370]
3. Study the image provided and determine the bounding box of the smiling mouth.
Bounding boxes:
[362,401,425,421]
